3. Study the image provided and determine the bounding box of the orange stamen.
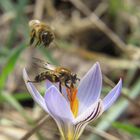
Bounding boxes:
[66,86,79,117]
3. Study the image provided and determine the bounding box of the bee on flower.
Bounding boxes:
[23,62,122,140]
[27,58,80,93]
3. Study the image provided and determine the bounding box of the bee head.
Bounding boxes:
[71,74,80,84]
[42,31,54,46]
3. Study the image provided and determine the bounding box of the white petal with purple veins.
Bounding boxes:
[74,99,103,124]
[103,79,122,111]
[73,100,103,139]
[77,63,102,114]
[23,68,48,112]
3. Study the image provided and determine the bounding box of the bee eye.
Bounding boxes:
[42,32,53,46]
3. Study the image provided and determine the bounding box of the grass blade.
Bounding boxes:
[113,122,140,138]
[0,44,25,90]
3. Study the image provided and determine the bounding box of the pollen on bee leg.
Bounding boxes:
[66,87,79,118]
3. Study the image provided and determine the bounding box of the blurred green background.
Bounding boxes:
[0,0,140,140]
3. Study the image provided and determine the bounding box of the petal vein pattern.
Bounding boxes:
[77,63,102,114]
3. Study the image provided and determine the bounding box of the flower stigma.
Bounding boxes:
[66,84,79,118]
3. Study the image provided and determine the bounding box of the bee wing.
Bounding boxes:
[32,57,56,70]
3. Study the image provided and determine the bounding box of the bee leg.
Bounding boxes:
[27,80,37,83]
[59,82,62,93]
[34,40,41,47]
[30,29,36,45]
[65,82,70,89]
[30,37,34,46]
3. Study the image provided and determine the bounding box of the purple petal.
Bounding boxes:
[77,63,102,114]
[103,79,122,111]
[23,68,48,112]
[46,80,68,101]
[44,86,74,122]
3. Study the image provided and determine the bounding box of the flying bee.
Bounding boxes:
[29,20,55,47]
[28,58,80,93]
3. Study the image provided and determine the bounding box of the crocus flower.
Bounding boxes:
[23,63,122,140]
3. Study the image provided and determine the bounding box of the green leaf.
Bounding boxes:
[0,91,44,103]
[113,122,140,138]
[0,92,30,102]
[0,44,24,90]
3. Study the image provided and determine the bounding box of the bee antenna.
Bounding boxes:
[74,74,80,81]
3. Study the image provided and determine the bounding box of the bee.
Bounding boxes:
[29,20,55,47]
[28,58,80,93]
